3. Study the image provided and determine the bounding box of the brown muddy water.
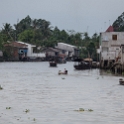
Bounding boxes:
[0,62,124,124]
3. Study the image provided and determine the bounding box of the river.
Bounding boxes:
[0,62,124,124]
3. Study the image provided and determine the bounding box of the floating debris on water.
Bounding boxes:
[0,85,3,90]
[24,109,30,113]
[97,77,99,79]
[74,108,94,112]
[6,107,11,109]
[33,118,36,121]
[88,109,93,112]
[74,108,85,112]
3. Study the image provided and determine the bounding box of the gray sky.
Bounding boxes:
[0,0,124,36]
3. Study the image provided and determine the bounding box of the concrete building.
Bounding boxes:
[18,41,45,59]
[55,42,79,59]
[45,47,62,57]
[100,32,124,68]
[44,47,67,63]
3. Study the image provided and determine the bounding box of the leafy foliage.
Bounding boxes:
[113,12,124,31]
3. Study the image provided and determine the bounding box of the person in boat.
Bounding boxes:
[64,68,68,74]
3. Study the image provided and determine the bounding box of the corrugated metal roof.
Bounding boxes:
[58,42,77,48]
[18,41,36,47]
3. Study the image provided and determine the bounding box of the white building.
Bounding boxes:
[55,42,79,57]
[18,41,45,58]
[100,32,124,67]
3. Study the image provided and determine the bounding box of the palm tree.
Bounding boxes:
[31,19,39,30]
[2,23,14,41]
[84,32,90,40]
[14,15,32,34]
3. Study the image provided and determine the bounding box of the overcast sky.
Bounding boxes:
[0,0,124,36]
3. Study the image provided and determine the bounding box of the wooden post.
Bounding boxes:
[115,67,117,75]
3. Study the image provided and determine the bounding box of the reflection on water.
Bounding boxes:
[0,62,124,124]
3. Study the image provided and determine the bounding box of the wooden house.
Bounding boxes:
[4,41,28,61]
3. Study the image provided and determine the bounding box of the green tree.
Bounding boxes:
[112,12,124,31]
[84,32,90,41]
[1,23,14,41]
[87,42,96,59]
[14,15,31,33]
[18,29,34,43]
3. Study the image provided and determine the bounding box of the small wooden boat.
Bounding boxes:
[74,58,93,70]
[58,70,68,75]
[74,61,91,70]
[119,79,124,85]
[49,61,57,67]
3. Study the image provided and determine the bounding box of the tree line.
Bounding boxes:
[0,15,99,60]
[113,12,124,31]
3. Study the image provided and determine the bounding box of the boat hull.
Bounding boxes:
[49,62,57,67]
[58,72,68,75]
[119,79,124,85]
[74,65,90,70]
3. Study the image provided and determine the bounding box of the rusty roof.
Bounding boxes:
[106,25,114,32]
[4,42,28,48]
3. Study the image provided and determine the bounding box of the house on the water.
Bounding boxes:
[18,41,45,60]
[100,27,124,69]
[4,41,45,61]
[4,41,28,61]
[55,42,79,60]
[45,47,66,63]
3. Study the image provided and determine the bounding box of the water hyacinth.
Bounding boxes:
[24,109,30,113]
[6,107,11,109]
[74,108,93,112]
[88,109,93,112]
[0,85,3,90]
[74,108,85,112]
[33,118,36,121]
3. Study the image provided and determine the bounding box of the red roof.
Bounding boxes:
[106,25,114,32]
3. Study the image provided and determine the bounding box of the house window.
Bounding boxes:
[112,35,117,40]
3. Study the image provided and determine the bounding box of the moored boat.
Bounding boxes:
[58,72,68,75]
[119,79,124,85]
[49,61,57,67]
[58,69,68,75]
[74,58,91,70]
